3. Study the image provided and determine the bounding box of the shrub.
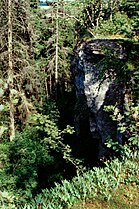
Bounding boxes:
[96,12,133,37]
[1,113,75,194]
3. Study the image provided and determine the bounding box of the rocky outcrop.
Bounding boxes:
[72,39,127,161]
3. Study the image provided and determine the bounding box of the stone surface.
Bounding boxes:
[72,39,127,160]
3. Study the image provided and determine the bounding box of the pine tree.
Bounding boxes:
[0,0,35,140]
[34,1,76,99]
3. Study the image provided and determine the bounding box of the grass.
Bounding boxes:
[72,183,139,209]
[0,158,138,208]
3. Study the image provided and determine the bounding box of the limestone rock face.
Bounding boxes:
[72,40,127,160]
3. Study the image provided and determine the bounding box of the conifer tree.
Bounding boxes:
[35,0,76,99]
[0,0,35,140]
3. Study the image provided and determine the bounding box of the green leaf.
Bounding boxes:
[0,88,4,97]
[0,104,4,111]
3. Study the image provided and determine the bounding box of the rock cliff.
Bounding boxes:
[72,39,127,162]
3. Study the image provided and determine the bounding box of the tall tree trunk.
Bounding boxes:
[49,74,52,95]
[96,0,103,27]
[7,0,15,141]
[110,0,113,21]
[99,0,103,23]
[43,68,48,99]
[55,1,59,99]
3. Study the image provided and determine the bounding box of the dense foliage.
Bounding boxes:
[0,158,139,208]
[0,0,138,208]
